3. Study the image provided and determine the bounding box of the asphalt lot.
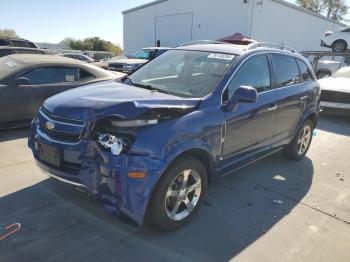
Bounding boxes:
[0,115,349,262]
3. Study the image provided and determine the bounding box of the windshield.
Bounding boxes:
[0,56,23,80]
[132,49,153,60]
[129,50,235,98]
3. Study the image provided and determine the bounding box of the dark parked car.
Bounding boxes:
[61,53,95,63]
[0,54,121,128]
[28,43,320,230]
[0,46,50,58]
[108,47,170,74]
[0,38,38,48]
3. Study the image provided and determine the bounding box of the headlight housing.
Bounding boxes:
[97,133,131,155]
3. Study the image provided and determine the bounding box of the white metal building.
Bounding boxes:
[122,0,345,54]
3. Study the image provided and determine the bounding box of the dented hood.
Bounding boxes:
[43,80,200,121]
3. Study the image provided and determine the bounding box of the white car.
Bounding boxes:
[321,27,350,52]
[314,56,348,78]
[318,66,350,113]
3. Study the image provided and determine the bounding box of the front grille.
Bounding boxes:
[39,107,85,143]
[40,107,85,125]
[321,90,350,104]
[42,126,81,142]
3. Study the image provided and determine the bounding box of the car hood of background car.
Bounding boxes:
[318,77,350,93]
[108,58,148,65]
[43,80,201,121]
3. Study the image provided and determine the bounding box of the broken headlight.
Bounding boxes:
[97,133,131,155]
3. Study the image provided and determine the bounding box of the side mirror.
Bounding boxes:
[15,77,30,86]
[226,85,258,111]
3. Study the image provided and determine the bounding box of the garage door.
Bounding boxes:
[155,12,193,47]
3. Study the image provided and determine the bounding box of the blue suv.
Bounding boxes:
[28,43,320,230]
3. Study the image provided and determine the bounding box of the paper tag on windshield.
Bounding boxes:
[66,75,75,82]
[6,61,17,67]
[208,53,235,61]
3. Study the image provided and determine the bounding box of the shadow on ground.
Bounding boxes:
[0,128,29,142]
[318,114,350,136]
[0,153,314,262]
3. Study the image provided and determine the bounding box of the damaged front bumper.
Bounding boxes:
[28,120,166,226]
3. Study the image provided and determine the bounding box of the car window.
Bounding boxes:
[341,28,350,33]
[297,59,314,82]
[227,54,271,98]
[271,54,301,87]
[133,50,150,60]
[0,49,11,57]
[0,39,9,46]
[156,49,167,57]
[21,67,79,85]
[11,40,36,48]
[79,68,95,80]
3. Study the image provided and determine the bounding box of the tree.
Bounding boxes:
[0,29,19,38]
[323,0,348,21]
[296,0,348,21]
[62,37,122,54]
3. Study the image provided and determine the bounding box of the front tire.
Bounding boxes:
[283,120,314,161]
[148,157,208,231]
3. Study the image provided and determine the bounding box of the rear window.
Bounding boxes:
[297,59,314,82]
[271,54,301,87]
[10,40,36,48]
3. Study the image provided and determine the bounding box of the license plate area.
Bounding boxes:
[38,143,62,167]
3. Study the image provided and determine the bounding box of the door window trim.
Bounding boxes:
[221,51,311,105]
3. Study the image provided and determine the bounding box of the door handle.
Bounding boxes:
[300,95,308,101]
[267,104,278,111]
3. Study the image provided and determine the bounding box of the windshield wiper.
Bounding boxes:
[123,76,134,86]
[132,82,172,94]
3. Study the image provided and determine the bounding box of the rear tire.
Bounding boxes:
[147,157,208,231]
[283,120,314,161]
[332,40,347,52]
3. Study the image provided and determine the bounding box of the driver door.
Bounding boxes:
[221,54,279,164]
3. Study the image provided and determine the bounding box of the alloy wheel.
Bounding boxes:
[297,125,312,155]
[165,169,202,221]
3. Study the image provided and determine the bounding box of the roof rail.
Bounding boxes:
[247,42,297,53]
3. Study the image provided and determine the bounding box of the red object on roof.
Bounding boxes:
[217,33,256,45]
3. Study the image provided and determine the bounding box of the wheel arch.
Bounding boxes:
[332,39,348,48]
[144,147,215,224]
[306,112,318,128]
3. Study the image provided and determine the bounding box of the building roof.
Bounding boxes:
[122,0,168,14]
[122,0,346,26]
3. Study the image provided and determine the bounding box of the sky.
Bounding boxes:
[0,0,151,46]
[1,0,350,47]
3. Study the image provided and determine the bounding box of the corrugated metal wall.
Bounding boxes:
[155,12,193,47]
[123,0,344,54]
